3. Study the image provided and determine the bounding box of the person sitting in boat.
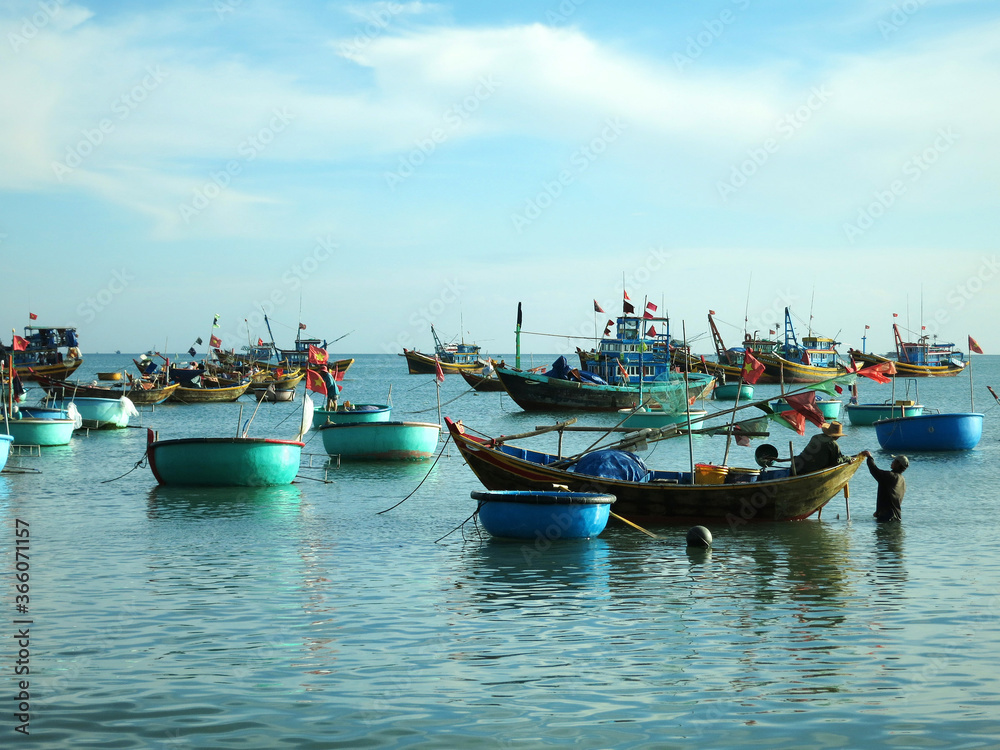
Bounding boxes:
[858,451,908,522]
[793,421,850,475]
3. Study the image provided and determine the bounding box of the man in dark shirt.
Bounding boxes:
[859,451,908,522]
[793,421,850,474]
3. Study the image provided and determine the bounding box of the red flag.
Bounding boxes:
[617,359,630,383]
[801,349,811,365]
[643,310,654,319]
[623,290,631,300]
[741,350,765,384]
[305,369,327,396]
[298,323,307,330]
[645,301,657,313]
[864,325,870,330]
[257,337,264,346]
[647,325,657,337]
[12,335,28,351]
[969,335,984,354]
[308,344,329,365]
[603,327,611,336]
[779,410,806,435]
[709,309,716,315]
[606,319,614,328]
[434,356,445,384]
[892,313,898,317]
[209,335,222,348]
[857,362,893,383]
[593,300,604,313]
[28,312,37,320]
[783,392,826,428]
[623,299,635,315]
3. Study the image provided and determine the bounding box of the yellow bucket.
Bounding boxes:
[694,463,728,485]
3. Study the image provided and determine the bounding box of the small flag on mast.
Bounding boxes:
[593,300,604,313]
[969,335,984,354]
[28,312,37,320]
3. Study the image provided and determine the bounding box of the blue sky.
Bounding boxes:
[2,0,998,358]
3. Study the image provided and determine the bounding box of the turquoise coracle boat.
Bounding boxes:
[0,434,13,471]
[146,430,304,486]
[317,421,441,460]
[472,490,615,540]
[5,417,76,446]
[311,403,390,428]
[713,383,754,401]
[846,401,924,426]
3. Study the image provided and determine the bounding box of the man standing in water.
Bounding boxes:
[859,451,908,522]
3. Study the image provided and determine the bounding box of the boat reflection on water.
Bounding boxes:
[145,483,303,520]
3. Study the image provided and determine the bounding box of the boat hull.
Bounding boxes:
[713,383,754,401]
[846,403,924,426]
[401,349,485,374]
[874,413,983,451]
[460,369,507,391]
[169,382,250,403]
[147,436,304,486]
[0,434,13,471]
[472,490,614,539]
[495,367,713,412]
[756,352,848,384]
[446,418,863,525]
[36,375,179,405]
[848,350,966,377]
[5,418,76,446]
[318,421,441,460]
[58,396,134,429]
[312,404,391,427]
[15,358,84,381]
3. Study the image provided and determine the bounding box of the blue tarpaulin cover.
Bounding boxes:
[572,449,650,482]
[545,355,607,385]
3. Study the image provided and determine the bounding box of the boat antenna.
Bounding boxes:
[515,302,522,370]
[743,273,752,339]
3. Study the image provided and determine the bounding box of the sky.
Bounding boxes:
[2,0,998,359]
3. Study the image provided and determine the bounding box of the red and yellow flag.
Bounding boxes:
[969,335,984,354]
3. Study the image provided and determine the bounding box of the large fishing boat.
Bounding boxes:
[401,325,486,374]
[848,324,966,377]
[8,325,84,380]
[754,308,849,384]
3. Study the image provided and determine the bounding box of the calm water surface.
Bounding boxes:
[3,353,1000,748]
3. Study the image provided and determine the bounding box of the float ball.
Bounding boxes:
[686,526,712,548]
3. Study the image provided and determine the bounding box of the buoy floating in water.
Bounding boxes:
[686,525,712,548]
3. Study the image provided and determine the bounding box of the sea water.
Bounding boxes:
[2,353,1000,748]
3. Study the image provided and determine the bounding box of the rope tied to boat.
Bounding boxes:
[375,433,452,515]
[101,449,148,483]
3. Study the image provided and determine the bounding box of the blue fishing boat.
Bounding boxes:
[401,325,485,375]
[848,323,966,377]
[146,430,304,486]
[472,490,615,540]
[755,308,849,384]
[874,412,983,451]
[312,403,391,428]
[9,325,84,381]
[317,420,441,460]
[0,433,13,471]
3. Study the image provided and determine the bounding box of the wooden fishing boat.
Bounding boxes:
[472,490,615,539]
[317,420,441,459]
[34,374,179,405]
[169,381,250,404]
[670,312,781,384]
[494,361,713,412]
[846,401,923,426]
[445,418,863,525]
[401,325,486,375]
[311,403,391,428]
[460,367,507,392]
[874,412,983,451]
[10,325,84,380]
[97,371,123,381]
[756,324,849,384]
[0,434,12,471]
[244,369,304,401]
[848,324,966,377]
[146,430,304,486]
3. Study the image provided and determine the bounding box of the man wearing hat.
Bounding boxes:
[859,451,908,522]
[793,421,850,475]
